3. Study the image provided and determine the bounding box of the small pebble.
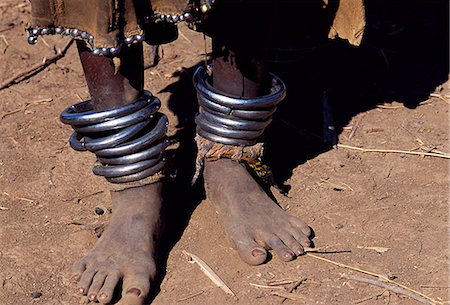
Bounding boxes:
[94,207,104,215]
[335,223,344,229]
[31,291,42,299]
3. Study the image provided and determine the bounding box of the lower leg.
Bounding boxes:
[202,3,312,265]
[72,42,164,305]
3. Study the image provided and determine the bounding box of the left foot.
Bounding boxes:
[204,159,312,265]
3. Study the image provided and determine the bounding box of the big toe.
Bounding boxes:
[116,271,151,305]
[233,236,268,266]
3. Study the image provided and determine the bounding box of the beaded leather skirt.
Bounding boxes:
[29,0,366,53]
[29,0,190,50]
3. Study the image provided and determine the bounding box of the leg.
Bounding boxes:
[71,42,163,305]
[202,2,312,265]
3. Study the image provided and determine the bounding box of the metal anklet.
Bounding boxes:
[192,66,286,184]
[193,66,286,146]
[60,91,169,184]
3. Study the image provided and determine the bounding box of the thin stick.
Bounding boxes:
[353,291,386,304]
[267,279,298,286]
[280,278,307,303]
[177,290,204,302]
[420,285,450,289]
[1,98,52,119]
[306,253,442,305]
[183,250,235,296]
[337,144,450,159]
[347,274,433,305]
[2,192,35,204]
[271,291,315,303]
[0,39,73,90]
[430,93,450,104]
[249,283,285,290]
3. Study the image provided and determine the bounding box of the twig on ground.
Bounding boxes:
[430,93,450,104]
[178,27,192,44]
[267,279,298,286]
[304,244,351,254]
[63,191,104,204]
[337,144,450,159]
[183,250,235,297]
[306,253,443,305]
[177,290,204,302]
[2,192,35,204]
[271,291,315,303]
[280,278,307,303]
[0,35,9,53]
[0,39,73,90]
[0,98,52,119]
[352,291,386,304]
[319,178,354,191]
[346,274,434,305]
[420,285,450,289]
[249,283,285,290]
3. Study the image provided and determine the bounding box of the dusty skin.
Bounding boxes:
[0,1,448,305]
[204,159,312,265]
[72,184,163,305]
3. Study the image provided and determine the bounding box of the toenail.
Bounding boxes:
[127,288,141,297]
[77,288,85,294]
[251,249,265,257]
[284,252,294,258]
[88,293,96,300]
[295,247,304,255]
[98,292,107,300]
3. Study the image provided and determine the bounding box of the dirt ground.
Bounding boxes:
[0,1,449,305]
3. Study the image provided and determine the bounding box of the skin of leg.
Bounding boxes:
[203,2,312,265]
[72,42,164,304]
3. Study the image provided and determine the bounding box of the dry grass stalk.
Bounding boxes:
[271,291,315,303]
[2,192,35,204]
[249,283,285,290]
[183,250,235,297]
[306,253,443,305]
[267,279,298,286]
[429,93,450,104]
[0,39,73,90]
[176,290,204,302]
[353,291,386,304]
[1,98,52,119]
[337,144,450,159]
[347,274,435,305]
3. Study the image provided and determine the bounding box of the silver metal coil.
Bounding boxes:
[193,66,286,146]
[60,91,168,183]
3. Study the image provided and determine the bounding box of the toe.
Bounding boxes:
[291,228,312,248]
[290,219,312,238]
[77,267,97,295]
[233,236,268,266]
[87,272,107,302]
[72,259,86,282]
[117,271,151,305]
[280,234,305,256]
[266,235,295,262]
[97,272,120,304]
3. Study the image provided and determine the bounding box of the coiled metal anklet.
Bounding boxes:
[60,91,169,183]
[194,66,286,146]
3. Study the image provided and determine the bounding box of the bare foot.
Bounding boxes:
[72,183,164,304]
[204,159,312,265]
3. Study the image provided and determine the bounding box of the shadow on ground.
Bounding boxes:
[152,1,448,300]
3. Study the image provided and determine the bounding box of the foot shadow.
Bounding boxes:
[265,0,449,184]
[144,0,448,301]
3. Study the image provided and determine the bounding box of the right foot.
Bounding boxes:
[72,183,164,305]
